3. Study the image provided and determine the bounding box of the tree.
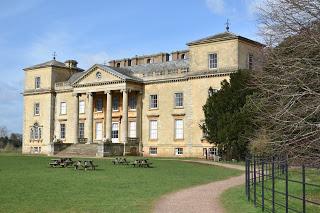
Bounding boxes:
[202,70,256,160]
[253,0,320,166]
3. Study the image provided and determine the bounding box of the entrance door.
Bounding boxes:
[112,122,119,143]
[96,122,103,140]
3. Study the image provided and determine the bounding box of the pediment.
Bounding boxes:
[73,65,123,85]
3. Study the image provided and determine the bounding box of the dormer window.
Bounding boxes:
[147,58,152,64]
[116,63,120,67]
[35,77,41,89]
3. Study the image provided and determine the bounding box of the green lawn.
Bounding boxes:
[0,154,241,213]
[221,169,320,213]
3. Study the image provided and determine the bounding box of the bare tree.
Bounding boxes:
[253,0,320,166]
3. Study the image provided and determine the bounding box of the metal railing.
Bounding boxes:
[245,155,320,213]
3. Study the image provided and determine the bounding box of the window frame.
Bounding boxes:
[112,96,119,111]
[174,92,184,108]
[79,100,85,114]
[174,119,184,140]
[208,53,218,69]
[60,123,66,139]
[111,122,119,143]
[248,53,254,70]
[96,97,103,112]
[175,148,183,155]
[149,147,158,155]
[34,76,41,89]
[60,102,67,115]
[34,103,40,116]
[95,122,103,140]
[149,94,158,109]
[149,120,158,140]
[129,95,137,111]
[79,123,85,139]
[129,121,137,138]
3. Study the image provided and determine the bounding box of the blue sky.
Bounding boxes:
[0,0,262,133]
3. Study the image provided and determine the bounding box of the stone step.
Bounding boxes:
[55,144,99,157]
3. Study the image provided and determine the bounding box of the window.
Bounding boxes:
[248,53,253,70]
[34,103,40,116]
[175,148,183,155]
[129,121,137,138]
[203,148,208,157]
[209,147,218,156]
[149,120,158,140]
[96,98,103,112]
[181,54,186,59]
[30,123,41,140]
[116,63,120,67]
[60,124,66,139]
[129,95,137,110]
[175,93,183,107]
[149,147,157,155]
[96,72,102,79]
[95,122,103,140]
[60,102,67,115]
[112,122,119,143]
[150,95,158,109]
[147,58,152,64]
[209,53,218,69]
[79,100,85,114]
[208,87,218,97]
[79,123,84,139]
[128,59,132,66]
[112,96,119,111]
[175,119,184,139]
[35,77,41,89]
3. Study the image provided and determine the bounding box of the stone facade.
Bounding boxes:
[22,32,263,157]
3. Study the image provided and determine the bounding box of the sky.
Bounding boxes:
[0,0,263,133]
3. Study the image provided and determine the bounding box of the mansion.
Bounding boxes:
[22,31,263,157]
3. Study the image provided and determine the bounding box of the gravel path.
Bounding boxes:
[153,160,245,213]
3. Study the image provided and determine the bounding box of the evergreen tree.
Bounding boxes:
[202,70,256,160]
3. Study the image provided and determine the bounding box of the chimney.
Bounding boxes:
[64,60,78,68]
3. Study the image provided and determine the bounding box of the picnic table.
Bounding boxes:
[112,157,130,165]
[131,159,152,168]
[49,158,74,168]
[74,160,98,171]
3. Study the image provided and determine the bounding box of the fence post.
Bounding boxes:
[272,156,275,213]
[245,157,248,198]
[302,164,306,213]
[248,157,251,202]
[254,156,257,207]
[285,159,288,213]
[262,159,265,211]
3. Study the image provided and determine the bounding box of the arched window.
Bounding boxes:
[116,63,120,67]
[181,54,186,59]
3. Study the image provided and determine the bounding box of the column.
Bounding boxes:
[72,93,79,144]
[105,90,112,140]
[136,91,143,155]
[121,89,128,145]
[87,92,93,144]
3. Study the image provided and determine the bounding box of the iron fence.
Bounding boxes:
[245,155,320,213]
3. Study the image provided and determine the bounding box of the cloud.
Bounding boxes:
[245,0,266,16]
[206,0,225,15]
[0,0,44,19]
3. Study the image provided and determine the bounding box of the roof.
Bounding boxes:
[71,64,142,84]
[128,59,189,74]
[24,59,84,71]
[187,31,265,46]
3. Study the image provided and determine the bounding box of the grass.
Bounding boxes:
[221,168,320,213]
[0,154,241,213]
